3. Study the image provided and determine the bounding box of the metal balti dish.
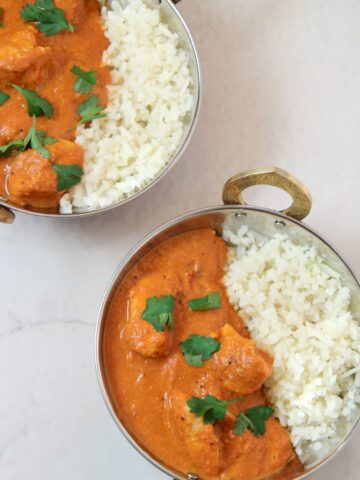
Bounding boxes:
[95,167,360,480]
[0,0,201,225]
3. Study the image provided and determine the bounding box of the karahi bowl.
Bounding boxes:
[95,167,360,479]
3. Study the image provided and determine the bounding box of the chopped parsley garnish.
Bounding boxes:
[141,295,176,332]
[0,139,25,158]
[77,94,106,124]
[71,66,97,94]
[11,85,53,118]
[52,164,83,191]
[20,0,74,36]
[0,91,9,106]
[234,406,274,437]
[188,292,222,311]
[0,119,56,159]
[187,395,242,425]
[180,335,220,367]
[23,116,57,159]
[0,7,4,27]
[233,412,253,435]
[36,130,57,146]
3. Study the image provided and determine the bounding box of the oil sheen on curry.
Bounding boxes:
[103,230,305,480]
[0,0,109,210]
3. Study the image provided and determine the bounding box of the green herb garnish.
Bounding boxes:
[0,139,25,158]
[71,66,97,94]
[187,395,242,425]
[188,292,222,311]
[141,295,176,332]
[0,91,9,106]
[23,116,57,159]
[0,118,56,158]
[234,406,274,437]
[52,164,83,191]
[36,130,57,146]
[20,0,74,36]
[180,335,220,367]
[233,412,254,435]
[77,94,106,124]
[11,85,53,118]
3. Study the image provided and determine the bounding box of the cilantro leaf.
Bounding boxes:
[37,130,57,145]
[187,395,242,425]
[11,85,53,118]
[233,413,254,435]
[20,0,74,36]
[159,312,175,331]
[0,91,10,106]
[188,292,222,311]
[0,139,25,158]
[23,116,57,159]
[71,66,97,94]
[233,406,274,437]
[77,94,106,124]
[52,164,83,191]
[0,7,4,28]
[244,406,274,437]
[141,295,176,332]
[180,335,220,367]
[0,119,57,159]
[184,353,203,367]
[24,128,49,159]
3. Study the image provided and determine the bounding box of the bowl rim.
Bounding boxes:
[0,0,202,220]
[95,203,360,480]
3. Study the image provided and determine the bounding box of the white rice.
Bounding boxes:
[60,0,194,213]
[223,226,360,464]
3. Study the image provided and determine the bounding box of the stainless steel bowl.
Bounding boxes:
[95,167,360,480]
[0,0,201,224]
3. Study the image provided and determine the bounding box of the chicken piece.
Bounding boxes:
[7,140,84,207]
[49,139,84,168]
[165,390,221,477]
[213,324,273,395]
[221,419,295,480]
[0,104,32,147]
[124,271,180,358]
[55,0,87,28]
[0,27,52,86]
[193,371,223,399]
[7,151,57,202]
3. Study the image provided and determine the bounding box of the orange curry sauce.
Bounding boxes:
[103,229,304,480]
[0,0,110,209]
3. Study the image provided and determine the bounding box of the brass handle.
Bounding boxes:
[0,205,15,224]
[222,166,312,221]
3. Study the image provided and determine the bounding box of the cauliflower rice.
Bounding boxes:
[60,0,194,213]
[223,226,360,464]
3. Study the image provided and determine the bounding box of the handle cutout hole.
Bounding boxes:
[242,185,292,211]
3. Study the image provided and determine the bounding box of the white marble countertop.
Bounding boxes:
[1,0,360,479]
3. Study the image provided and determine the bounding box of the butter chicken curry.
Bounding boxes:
[103,229,305,479]
[0,1,109,210]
